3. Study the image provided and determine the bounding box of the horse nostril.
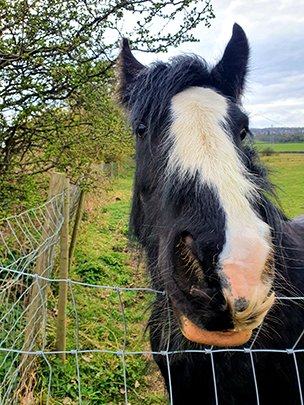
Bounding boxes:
[184,235,193,249]
[173,233,205,290]
[233,297,249,313]
[189,285,211,300]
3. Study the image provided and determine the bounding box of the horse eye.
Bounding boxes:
[136,123,147,138]
[240,126,248,141]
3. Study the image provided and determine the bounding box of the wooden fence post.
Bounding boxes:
[21,173,68,386]
[110,161,114,177]
[69,189,86,271]
[55,177,70,363]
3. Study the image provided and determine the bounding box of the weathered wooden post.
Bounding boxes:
[69,188,86,271]
[110,161,114,177]
[55,176,70,363]
[100,160,104,174]
[21,172,68,388]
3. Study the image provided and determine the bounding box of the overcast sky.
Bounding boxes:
[132,0,304,128]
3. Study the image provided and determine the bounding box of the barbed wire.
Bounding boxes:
[1,192,304,405]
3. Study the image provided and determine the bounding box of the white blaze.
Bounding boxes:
[168,87,272,304]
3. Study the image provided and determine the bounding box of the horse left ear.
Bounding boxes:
[211,23,249,101]
[119,39,146,103]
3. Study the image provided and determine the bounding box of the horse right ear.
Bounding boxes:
[119,39,146,103]
[211,24,249,101]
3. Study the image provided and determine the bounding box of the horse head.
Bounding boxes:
[119,24,275,347]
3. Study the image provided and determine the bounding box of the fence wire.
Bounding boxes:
[0,193,304,405]
[0,187,80,404]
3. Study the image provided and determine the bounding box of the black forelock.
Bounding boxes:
[125,54,213,138]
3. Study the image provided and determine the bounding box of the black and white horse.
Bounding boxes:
[119,24,304,404]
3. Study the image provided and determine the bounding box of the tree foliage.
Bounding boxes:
[0,81,133,214]
[0,0,215,213]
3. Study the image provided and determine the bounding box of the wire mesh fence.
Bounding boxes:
[0,179,80,404]
[1,177,304,405]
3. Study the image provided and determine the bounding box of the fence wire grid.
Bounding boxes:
[0,190,304,405]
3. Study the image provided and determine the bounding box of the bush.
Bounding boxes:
[260,146,276,156]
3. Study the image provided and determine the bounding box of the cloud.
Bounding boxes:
[133,0,304,127]
[208,0,304,127]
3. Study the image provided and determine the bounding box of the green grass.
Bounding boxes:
[261,154,304,217]
[255,141,304,152]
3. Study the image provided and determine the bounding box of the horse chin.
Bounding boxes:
[180,315,252,347]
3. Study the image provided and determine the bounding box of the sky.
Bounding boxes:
[131,0,304,128]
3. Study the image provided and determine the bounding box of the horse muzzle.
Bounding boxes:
[164,232,275,346]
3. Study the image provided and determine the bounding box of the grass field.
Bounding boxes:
[255,141,304,152]
[39,153,303,404]
[261,153,304,217]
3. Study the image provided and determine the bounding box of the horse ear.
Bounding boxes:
[211,23,249,101]
[119,39,146,102]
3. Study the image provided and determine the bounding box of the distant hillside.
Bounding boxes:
[251,127,304,143]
